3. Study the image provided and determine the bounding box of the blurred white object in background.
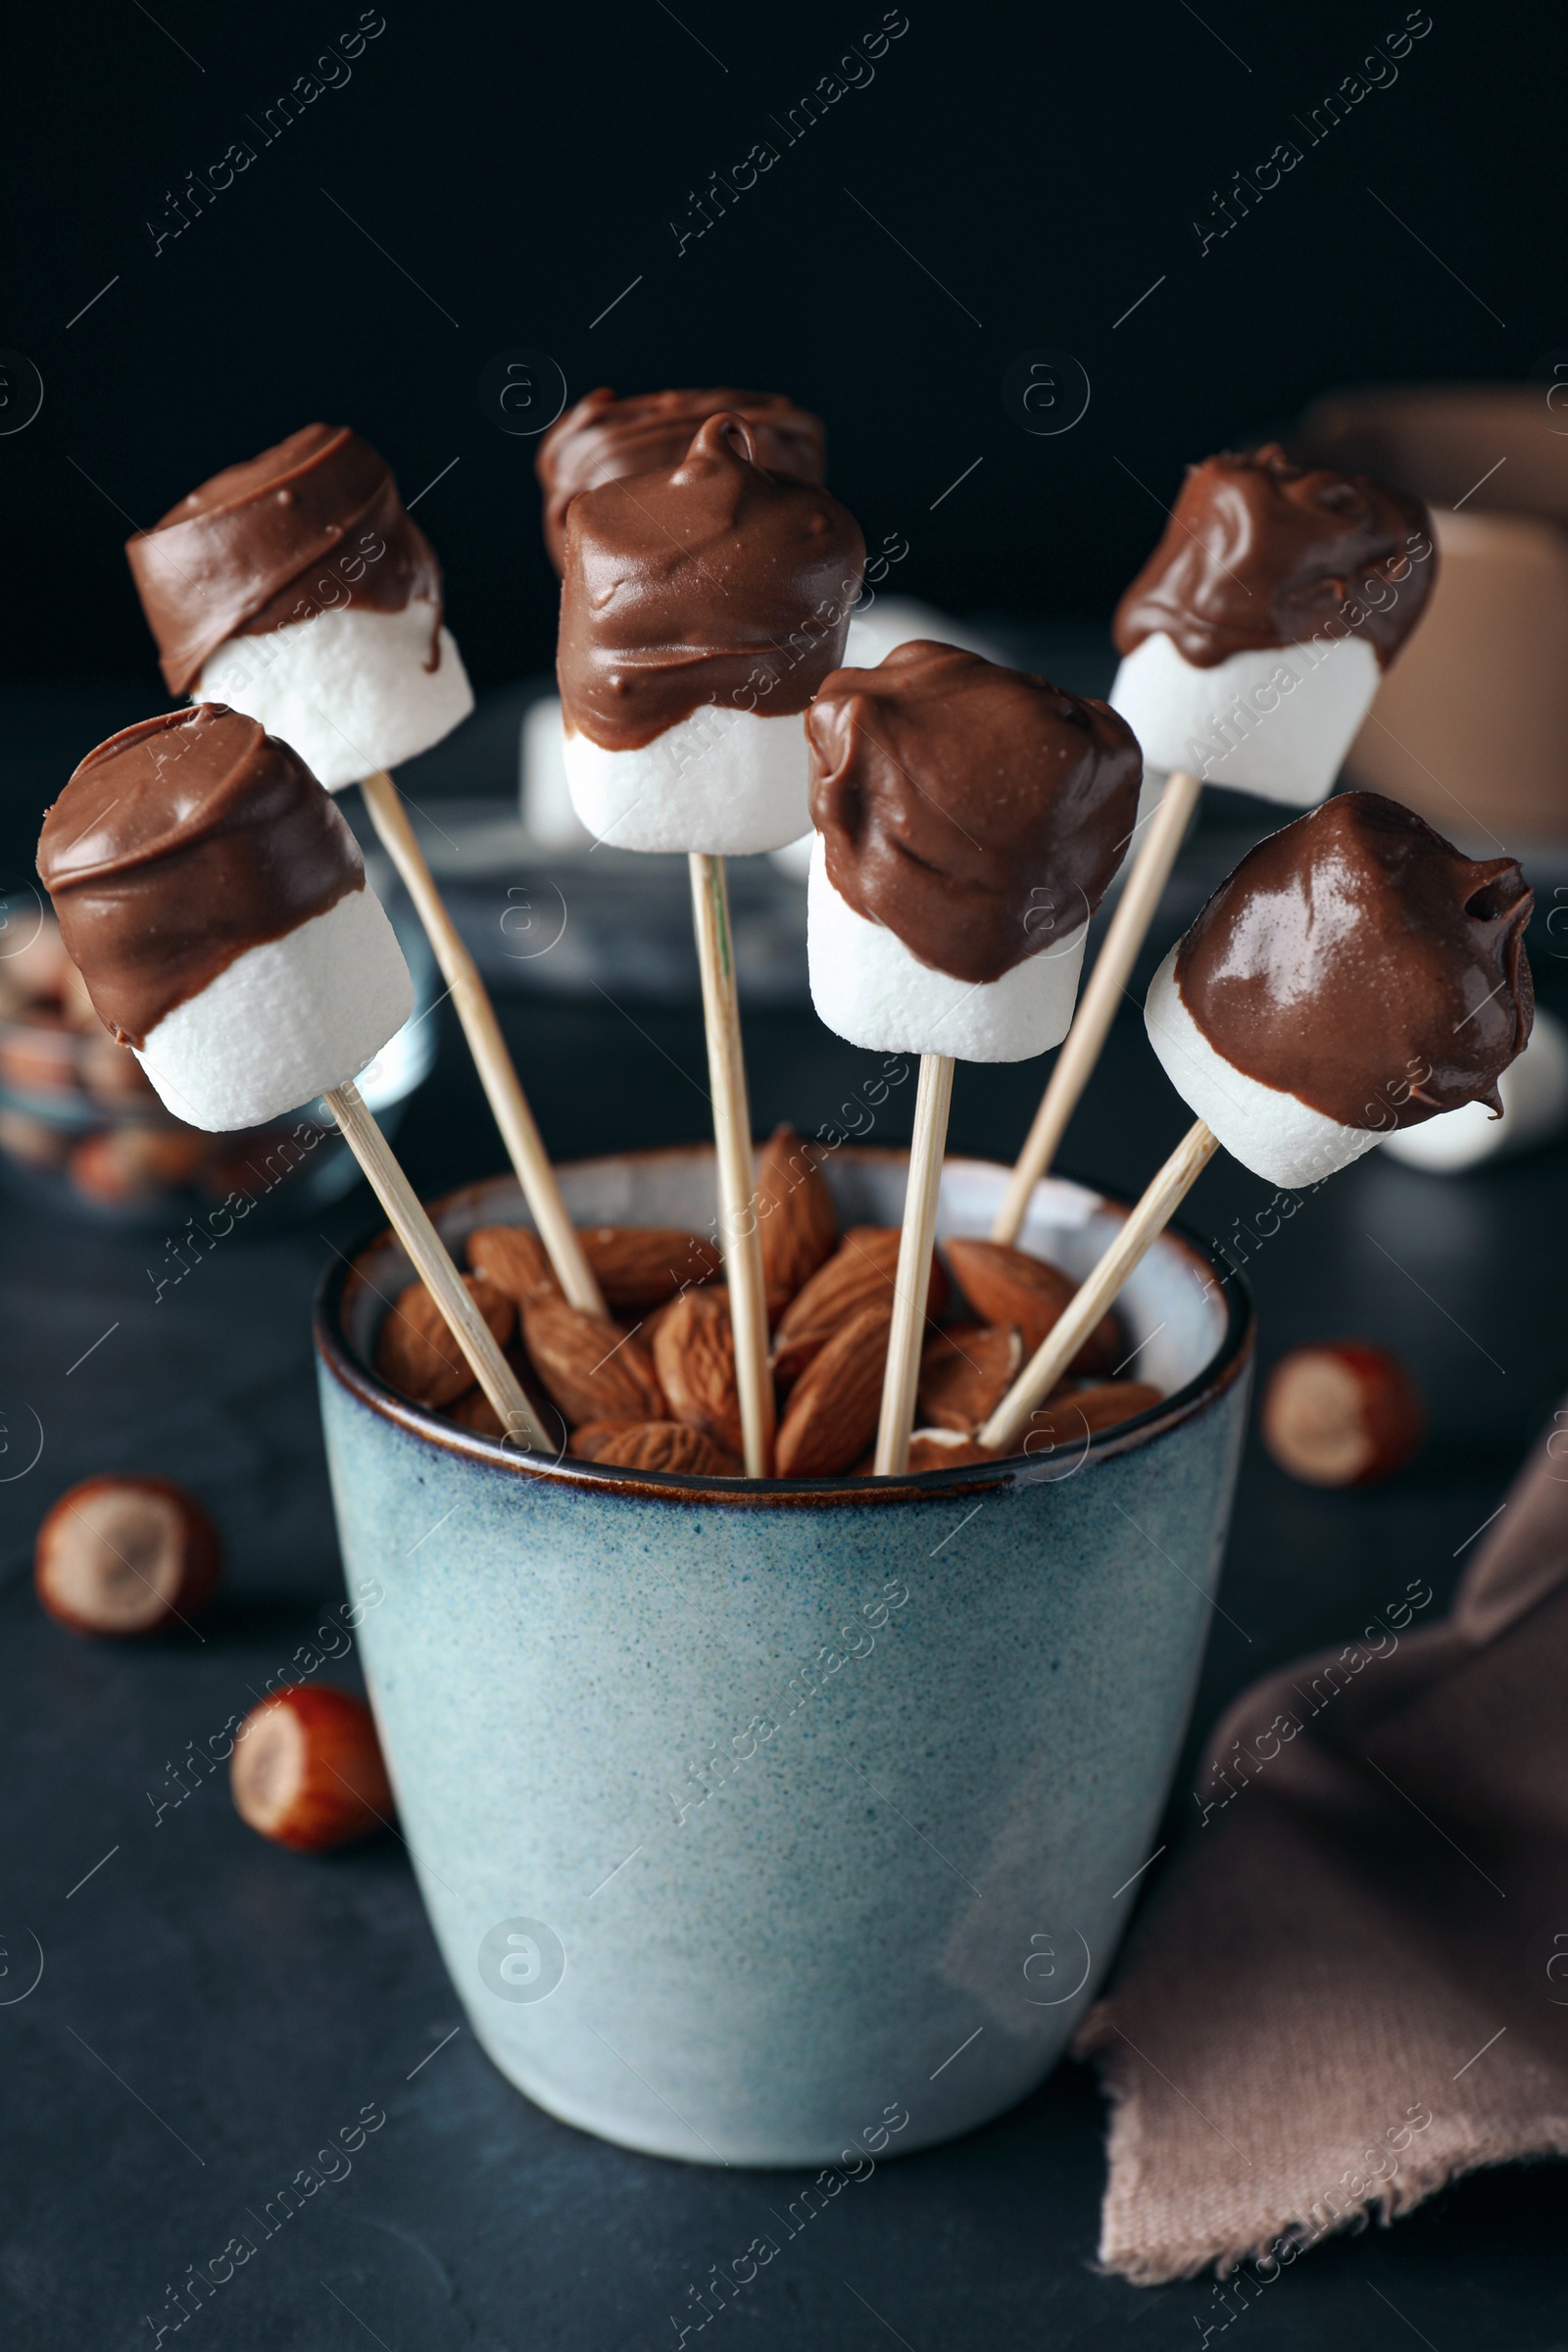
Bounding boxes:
[1383,1005,1568,1171]
[839,596,1007,673]
[519,695,589,849]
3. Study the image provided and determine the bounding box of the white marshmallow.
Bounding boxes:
[134,885,414,1133]
[1111,630,1380,808]
[1383,1007,1568,1172]
[808,834,1086,1063]
[1144,945,1385,1187]
[196,603,474,792]
[564,707,808,856]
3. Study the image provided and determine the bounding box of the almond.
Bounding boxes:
[775,1302,892,1479]
[1020,1379,1163,1458]
[467,1224,560,1309]
[917,1323,1024,1434]
[581,1226,722,1309]
[567,1418,649,1460]
[375,1274,514,1407]
[851,1431,1000,1474]
[654,1288,743,1459]
[771,1227,950,1386]
[447,1347,569,1450]
[448,1387,503,1437]
[755,1124,837,1316]
[641,1283,721,1353]
[945,1239,1121,1376]
[590,1422,743,1476]
[909,1431,997,1471]
[519,1295,664,1426]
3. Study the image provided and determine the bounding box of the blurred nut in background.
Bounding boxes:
[1260,1342,1425,1488]
[34,1475,220,1635]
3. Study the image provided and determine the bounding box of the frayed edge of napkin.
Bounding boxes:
[1074,2001,1568,2284]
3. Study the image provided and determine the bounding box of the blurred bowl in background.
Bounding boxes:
[1296,385,1568,850]
[0,868,436,1226]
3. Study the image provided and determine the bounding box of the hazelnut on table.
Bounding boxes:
[231,1686,393,1852]
[34,1475,220,1636]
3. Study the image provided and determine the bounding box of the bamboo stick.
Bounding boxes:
[873,1053,955,1476]
[992,768,1204,1244]
[358,769,604,1316]
[324,1079,549,1450]
[980,1118,1219,1455]
[688,853,775,1478]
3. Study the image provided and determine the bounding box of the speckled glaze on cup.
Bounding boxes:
[315,1148,1252,2167]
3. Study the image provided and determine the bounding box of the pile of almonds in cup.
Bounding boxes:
[370,1125,1163,1476]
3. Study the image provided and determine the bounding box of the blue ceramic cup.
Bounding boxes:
[315,1147,1251,2167]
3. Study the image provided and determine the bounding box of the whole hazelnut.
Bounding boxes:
[34,1475,220,1635]
[230,1686,393,1852]
[1259,1343,1425,1488]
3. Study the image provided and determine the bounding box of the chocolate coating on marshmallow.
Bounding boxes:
[557,413,864,751]
[38,706,365,1047]
[1175,792,1533,1127]
[537,385,825,573]
[808,642,1142,987]
[1114,443,1435,671]
[127,424,444,696]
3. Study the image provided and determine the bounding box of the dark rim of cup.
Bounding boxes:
[313,1147,1254,1508]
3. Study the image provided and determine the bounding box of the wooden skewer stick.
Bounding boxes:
[324,1078,551,1451]
[688,853,775,1479]
[873,1053,956,1476]
[358,768,606,1318]
[991,768,1204,1246]
[980,1117,1219,1456]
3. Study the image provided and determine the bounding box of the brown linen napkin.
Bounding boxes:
[1074,1403,1568,2283]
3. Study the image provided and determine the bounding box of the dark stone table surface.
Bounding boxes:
[3,671,1566,2350]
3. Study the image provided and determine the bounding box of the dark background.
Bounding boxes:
[5,5,1568,2346]
[2,0,1560,710]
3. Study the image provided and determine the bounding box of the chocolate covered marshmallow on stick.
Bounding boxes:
[37,707,548,1447]
[125,424,604,1314]
[525,387,828,838]
[806,642,1142,1473]
[993,444,1437,1244]
[982,792,1534,1452]
[557,412,865,1472]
